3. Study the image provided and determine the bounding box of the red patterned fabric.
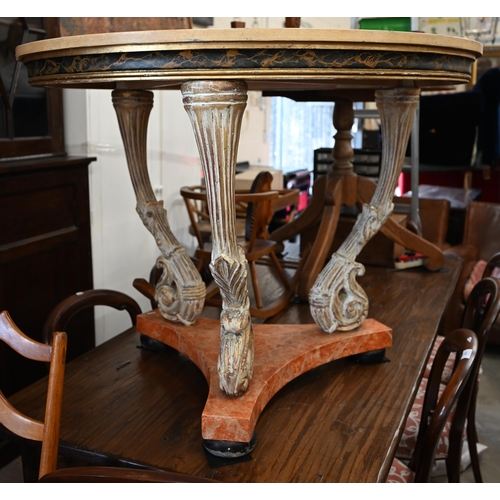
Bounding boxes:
[396,377,450,460]
[386,458,415,483]
[463,260,500,302]
[464,260,487,302]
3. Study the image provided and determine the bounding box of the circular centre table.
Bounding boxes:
[17,29,481,452]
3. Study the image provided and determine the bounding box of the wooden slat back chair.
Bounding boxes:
[0,310,67,480]
[181,172,299,318]
[387,328,478,483]
[2,311,215,483]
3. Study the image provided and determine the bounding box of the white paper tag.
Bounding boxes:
[461,349,473,359]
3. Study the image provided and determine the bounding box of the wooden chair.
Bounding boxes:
[387,327,478,483]
[42,289,143,360]
[0,311,67,480]
[181,172,301,318]
[396,276,500,482]
[453,273,500,482]
[2,310,216,482]
[43,287,168,357]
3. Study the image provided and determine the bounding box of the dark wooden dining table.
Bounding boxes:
[4,253,462,483]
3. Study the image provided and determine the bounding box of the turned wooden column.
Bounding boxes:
[181,80,253,397]
[112,90,206,326]
[309,87,420,333]
[331,98,355,175]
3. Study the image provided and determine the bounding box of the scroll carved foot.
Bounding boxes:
[154,255,206,326]
[112,90,205,325]
[310,200,388,331]
[309,253,368,333]
[309,88,420,333]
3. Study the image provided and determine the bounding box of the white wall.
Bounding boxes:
[64,17,350,344]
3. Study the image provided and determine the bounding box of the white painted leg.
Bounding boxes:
[309,88,420,332]
[182,80,253,397]
[112,89,206,326]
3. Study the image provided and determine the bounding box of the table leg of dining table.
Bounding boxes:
[309,87,421,333]
[111,90,206,326]
[181,80,254,397]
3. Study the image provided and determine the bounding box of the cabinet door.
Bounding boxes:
[0,158,94,396]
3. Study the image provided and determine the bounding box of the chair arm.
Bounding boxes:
[181,185,280,203]
[271,188,300,213]
[234,190,280,203]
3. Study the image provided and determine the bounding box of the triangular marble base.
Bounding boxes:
[137,311,392,446]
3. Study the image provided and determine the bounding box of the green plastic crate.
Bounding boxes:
[358,17,412,32]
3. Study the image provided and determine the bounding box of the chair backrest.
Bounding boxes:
[180,186,211,250]
[483,251,500,279]
[42,290,142,357]
[180,184,281,250]
[245,170,274,243]
[410,327,477,482]
[393,196,451,249]
[461,276,500,338]
[0,311,67,479]
[0,311,215,483]
[463,201,500,261]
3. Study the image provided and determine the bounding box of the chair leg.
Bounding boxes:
[446,418,465,483]
[467,382,483,482]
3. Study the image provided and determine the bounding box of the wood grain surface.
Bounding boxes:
[5,254,462,482]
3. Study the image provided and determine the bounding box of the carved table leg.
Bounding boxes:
[181,80,253,397]
[309,88,420,333]
[112,90,206,326]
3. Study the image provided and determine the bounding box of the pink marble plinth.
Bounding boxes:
[137,311,392,443]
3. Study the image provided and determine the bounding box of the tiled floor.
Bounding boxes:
[1,344,499,483]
